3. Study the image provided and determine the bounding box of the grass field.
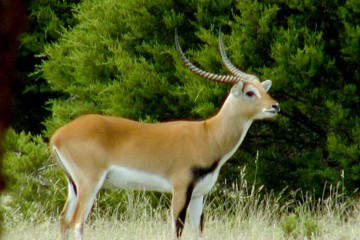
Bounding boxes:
[3,191,360,239]
[3,169,360,240]
[3,205,360,240]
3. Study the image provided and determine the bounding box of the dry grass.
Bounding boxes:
[3,188,360,240]
[3,167,360,240]
[3,208,360,240]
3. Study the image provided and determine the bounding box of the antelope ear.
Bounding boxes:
[261,80,272,92]
[230,82,243,97]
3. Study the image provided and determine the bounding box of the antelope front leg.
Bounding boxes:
[171,183,195,238]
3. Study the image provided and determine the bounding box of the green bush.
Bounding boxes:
[5,0,358,216]
[2,129,64,220]
[282,213,320,239]
[38,0,360,196]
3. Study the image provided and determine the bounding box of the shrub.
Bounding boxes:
[2,129,64,220]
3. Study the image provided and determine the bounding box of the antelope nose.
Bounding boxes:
[272,103,280,112]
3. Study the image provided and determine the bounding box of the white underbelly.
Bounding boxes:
[103,166,172,192]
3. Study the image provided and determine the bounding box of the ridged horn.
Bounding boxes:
[218,29,259,82]
[175,29,241,85]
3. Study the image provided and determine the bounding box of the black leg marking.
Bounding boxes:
[200,213,204,233]
[53,149,77,196]
[176,183,195,238]
[192,160,219,182]
[176,159,219,237]
[69,177,77,196]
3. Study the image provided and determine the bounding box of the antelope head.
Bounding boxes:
[175,29,280,122]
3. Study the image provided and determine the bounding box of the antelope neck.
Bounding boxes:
[204,104,253,162]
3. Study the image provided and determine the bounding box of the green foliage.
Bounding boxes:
[282,214,299,238]
[282,213,319,239]
[227,0,360,195]
[37,0,360,195]
[13,0,81,134]
[7,0,360,219]
[42,0,186,135]
[2,129,65,220]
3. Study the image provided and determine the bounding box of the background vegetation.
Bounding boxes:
[3,0,360,226]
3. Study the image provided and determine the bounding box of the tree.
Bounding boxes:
[36,0,360,196]
[12,0,81,134]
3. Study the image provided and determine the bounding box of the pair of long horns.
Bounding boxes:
[175,29,259,85]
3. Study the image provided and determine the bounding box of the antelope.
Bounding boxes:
[50,30,280,240]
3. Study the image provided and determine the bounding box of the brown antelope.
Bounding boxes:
[50,30,280,240]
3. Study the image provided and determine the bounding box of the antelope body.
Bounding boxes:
[50,30,280,240]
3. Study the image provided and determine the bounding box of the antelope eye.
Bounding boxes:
[246,91,255,97]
